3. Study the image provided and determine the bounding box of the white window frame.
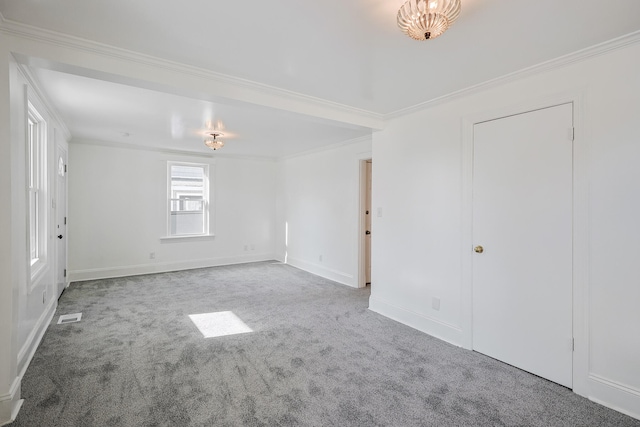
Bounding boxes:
[27,100,48,281]
[166,161,211,238]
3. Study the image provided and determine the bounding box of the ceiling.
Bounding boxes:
[1,0,640,157]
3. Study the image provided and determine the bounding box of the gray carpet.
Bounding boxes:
[13,261,640,426]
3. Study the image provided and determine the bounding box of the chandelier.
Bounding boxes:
[397,0,461,41]
[204,132,224,150]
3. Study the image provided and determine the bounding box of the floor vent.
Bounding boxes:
[57,313,82,324]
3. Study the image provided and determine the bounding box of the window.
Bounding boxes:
[168,162,209,236]
[27,101,47,277]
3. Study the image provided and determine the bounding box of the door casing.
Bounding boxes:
[471,103,573,387]
[55,142,68,298]
[461,91,589,397]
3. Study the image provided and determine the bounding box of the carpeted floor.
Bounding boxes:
[12,261,640,426]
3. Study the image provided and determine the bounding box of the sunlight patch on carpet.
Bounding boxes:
[188,311,253,338]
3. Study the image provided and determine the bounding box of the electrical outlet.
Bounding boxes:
[377,207,383,217]
[432,297,441,311]
[149,252,155,259]
[319,255,323,262]
[244,245,248,251]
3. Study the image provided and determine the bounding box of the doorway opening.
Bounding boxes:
[359,158,372,288]
[55,140,68,299]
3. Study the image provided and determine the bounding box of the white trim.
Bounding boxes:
[0,376,19,404]
[368,295,463,347]
[0,14,385,130]
[17,295,57,377]
[166,161,211,238]
[571,92,590,399]
[386,30,640,119]
[68,253,277,282]
[1,294,55,425]
[26,90,49,291]
[18,64,71,141]
[159,234,215,242]
[0,377,22,427]
[588,375,640,420]
[461,91,590,391]
[286,257,355,288]
[2,12,638,127]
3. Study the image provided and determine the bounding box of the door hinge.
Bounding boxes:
[572,337,575,351]
[568,127,575,141]
[64,216,67,225]
[64,164,67,173]
[64,268,67,278]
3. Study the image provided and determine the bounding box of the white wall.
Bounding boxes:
[370,40,640,418]
[0,50,67,424]
[278,138,372,287]
[68,142,277,281]
[13,68,63,377]
[0,41,19,427]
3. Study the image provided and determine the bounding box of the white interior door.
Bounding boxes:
[472,103,573,388]
[56,144,67,298]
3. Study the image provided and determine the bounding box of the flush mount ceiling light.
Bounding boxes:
[397,0,461,41]
[204,131,225,150]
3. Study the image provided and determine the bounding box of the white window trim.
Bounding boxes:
[164,161,214,240]
[27,98,48,285]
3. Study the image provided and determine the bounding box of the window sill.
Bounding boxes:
[160,234,215,243]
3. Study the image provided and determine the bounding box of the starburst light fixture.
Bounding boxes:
[204,132,224,151]
[397,0,461,41]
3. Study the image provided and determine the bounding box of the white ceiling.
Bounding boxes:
[2,0,640,157]
[30,68,372,157]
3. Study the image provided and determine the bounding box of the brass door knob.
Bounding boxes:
[474,246,484,253]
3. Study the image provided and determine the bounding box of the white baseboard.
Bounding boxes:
[588,374,640,420]
[2,294,57,425]
[0,379,22,426]
[285,257,356,288]
[68,253,277,282]
[17,296,57,376]
[368,294,463,347]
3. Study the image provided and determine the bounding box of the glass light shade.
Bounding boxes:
[397,0,461,41]
[204,133,225,150]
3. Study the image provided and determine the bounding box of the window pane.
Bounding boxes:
[170,165,206,235]
[30,190,38,261]
[28,119,36,188]
[27,103,47,277]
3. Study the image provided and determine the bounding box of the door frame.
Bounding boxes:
[357,154,372,288]
[460,91,588,395]
[55,137,68,296]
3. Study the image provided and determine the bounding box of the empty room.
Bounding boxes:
[1,0,639,425]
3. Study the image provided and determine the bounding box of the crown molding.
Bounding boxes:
[0,15,385,129]
[4,11,638,128]
[17,64,72,141]
[385,30,640,119]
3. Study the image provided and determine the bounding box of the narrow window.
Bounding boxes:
[27,102,47,277]
[168,163,209,236]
